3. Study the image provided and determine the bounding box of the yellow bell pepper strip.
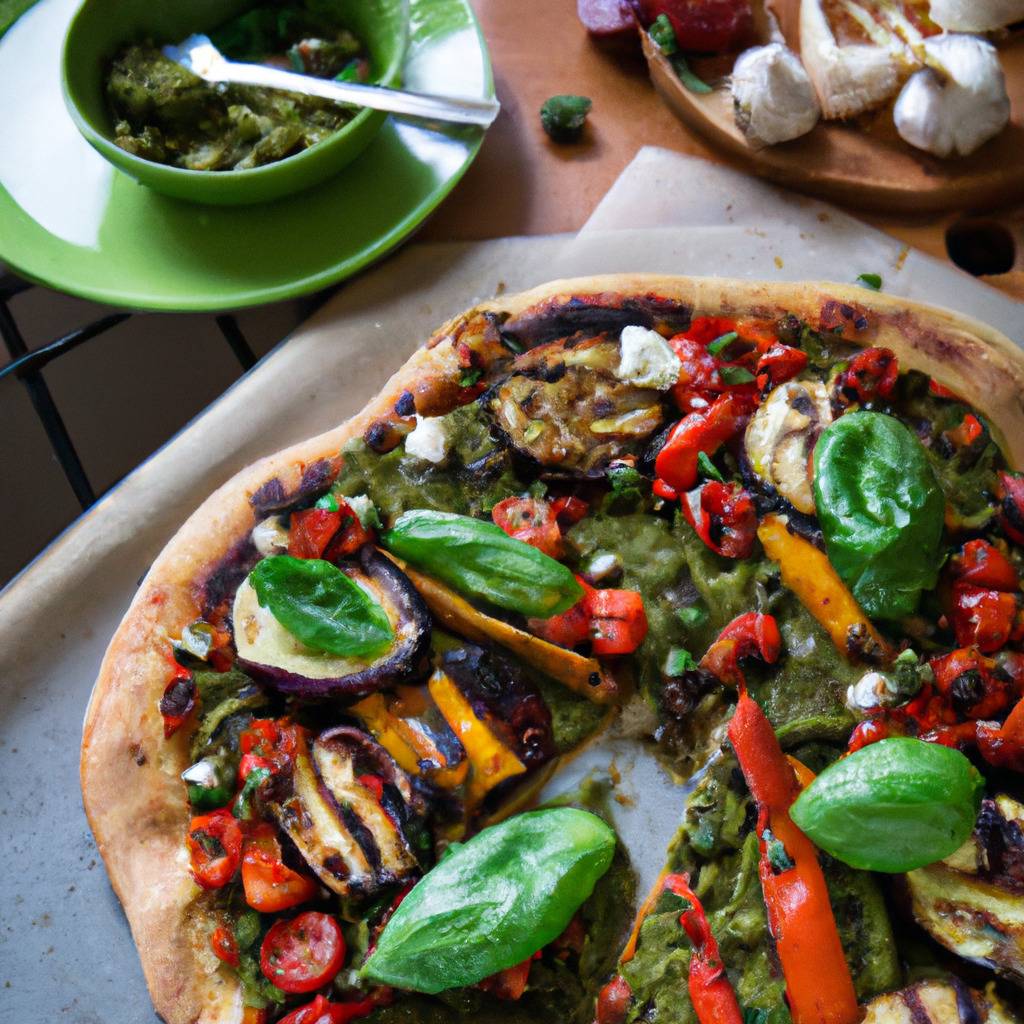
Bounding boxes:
[383,551,619,704]
[350,693,422,775]
[757,514,892,664]
[728,690,859,1024]
[428,669,527,806]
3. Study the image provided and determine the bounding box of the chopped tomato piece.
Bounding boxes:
[260,912,345,994]
[211,925,240,968]
[323,499,376,561]
[949,584,1021,654]
[943,413,984,450]
[700,612,781,688]
[243,828,319,913]
[589,588,649,656]
[239,718,299,774]
[949,539,1019,591]
[847,717,894,752]
[976,697,1024,772]
[595,976,633,1024]
[478,958,534,1000]
[289,508,342,559]
[187,809,243,889]
[655,392,756,492]
[491,497,563,558]
[756,342,807,391]
[997,472,1024,546]
[834,347,898,406]
[279,994,378,1024]
[550,495,589,527]
[528,586,592,649]
[357,773,385,801]
[681,481,756,559]
[930,647,1013,720]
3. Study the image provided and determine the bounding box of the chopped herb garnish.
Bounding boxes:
[719,365,756,385]
[459,368,483,388]
[697,451,724,482]
[335,59,362,83]
[671,55,712,95]
[234,910,262,950]
[648,13,678,55]
[664,646,698,676]
[707,331,738,356]
[856,273,882,291]
[678,605,708,627]
[540,95,592,143]
[608,464,645,495]
[232,767,271,821]
[314,492,339,512]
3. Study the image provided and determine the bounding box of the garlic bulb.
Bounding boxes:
[732,43,821,146]
[928,0,1024,33]
[894,34,1010,157]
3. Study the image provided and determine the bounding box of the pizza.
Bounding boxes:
[81,275,1024,1024]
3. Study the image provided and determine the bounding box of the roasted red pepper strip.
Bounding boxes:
[928,379,961,400]
[943,413,984,450]
[661,873,743,1024]
[834,346,898,406]
[976,696,1024,772]
[289,508,343,559]
[681,481,757,559]
[492,496,564,559]
[551,495,589,526]
[210,924,240,968]
[279,994,379,1024]
[756,342,807,391]
[159,655,196,738]
[949,585,1022,653]
[728,691,859,1024]
[323,499,376,561]
[997,471,1024,546]
[595,975,633,1024]
[530,577,648,655]
[930,648,1014,720]
[700,613,781,688]
[949,539,1019,591]
[655,393,757,493]
[187,809,243,890]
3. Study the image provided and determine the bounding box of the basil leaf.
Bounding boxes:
[382,510,584,619]
[361,808,615,993]
[813,412,945,620]
[719,365,755,385]
[706,331,738,356]
[790,738,983,872]
[249,556,394,657]
[697,450,724,482]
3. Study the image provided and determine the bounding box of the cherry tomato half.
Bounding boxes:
[243,829,319,913]
[261,911,345,994]
[186,809,242,890]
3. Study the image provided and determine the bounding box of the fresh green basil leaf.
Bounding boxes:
[382,510,584,618]
[813,412,945,620]
[664,646,697,676]
[697,450,724,482]
[790,738,983,872]
[855,273,882,291]
[361,808,616,993]
[249,556,394,657]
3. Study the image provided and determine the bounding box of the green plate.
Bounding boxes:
[0,0,492,310]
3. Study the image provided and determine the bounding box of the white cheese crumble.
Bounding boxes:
[846,671,898,714]
[251,515,289,556]
[617,326,682,391]
[404,415,450,463]
[346,494,380,529]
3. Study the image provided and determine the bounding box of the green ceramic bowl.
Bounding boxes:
[61,0,407,205]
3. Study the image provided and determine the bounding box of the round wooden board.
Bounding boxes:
[642,4,1024,215]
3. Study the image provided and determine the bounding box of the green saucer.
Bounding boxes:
[0,0,492,310]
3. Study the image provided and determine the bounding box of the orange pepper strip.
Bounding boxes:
[728,691,859,1024]
[620,866,670,963]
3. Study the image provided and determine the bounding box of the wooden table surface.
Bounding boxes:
[423,0,1024,301]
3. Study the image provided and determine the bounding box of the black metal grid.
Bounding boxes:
[0,271,258,512]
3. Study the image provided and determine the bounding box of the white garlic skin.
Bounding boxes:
[893,34,1010,157]
[732,43,821,147]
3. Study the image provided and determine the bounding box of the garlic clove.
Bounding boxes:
[894,33,1010,157]
[732,43,821,147]
[928,0,1024,33]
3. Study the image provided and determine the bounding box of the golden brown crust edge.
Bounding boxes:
[80,275,1024,1024]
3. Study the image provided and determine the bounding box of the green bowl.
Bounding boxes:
[61,0,407,205]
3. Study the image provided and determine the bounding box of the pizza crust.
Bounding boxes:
[81,275,1024,1024]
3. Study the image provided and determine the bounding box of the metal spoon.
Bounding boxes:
[163,34,500,127]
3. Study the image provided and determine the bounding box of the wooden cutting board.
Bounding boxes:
[643,3,1024,215]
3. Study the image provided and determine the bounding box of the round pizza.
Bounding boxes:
[81,275,1024,1024]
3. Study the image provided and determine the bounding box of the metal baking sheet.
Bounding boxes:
[3,154,1020,1023]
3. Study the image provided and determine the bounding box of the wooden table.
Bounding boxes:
[424,0,1024,300]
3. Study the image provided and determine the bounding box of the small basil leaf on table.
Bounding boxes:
[361,807,616,993]
[813,411,945,620]
[789,738,983,873]
[249,556,393,658]
[381,509,584,619]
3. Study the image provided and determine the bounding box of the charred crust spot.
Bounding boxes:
[199,535,260,620]
[127,742,147,767]
[250,459,338,517]
[363,419,404,454]
[394,390,416,417]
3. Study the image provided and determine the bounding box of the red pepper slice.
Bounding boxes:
[187,809,243,890]
[728,691,859,1024]
[756,342,807,391]
[681,481,757,559]
[242,827,320,913]
[492,496,564,559]
[928,379,961,400]
[289,508,343,559]
[700,613,781,688]
[997,471,1024,546]
[478,958,534,1000]
[655,392,756,493]
[943,413,984,450]
[528,583,593,649]
[949,584,1021,654]
[551,495,589,527]
[976,697,1024,772]
[261,911,346,994]
[930,648,1013,720]
[589,588,649,656]
[949,539,1019,591]
[323,499,377,561]
[595,975,633,1024]
[661,873,743,1024]
[279,994,379,1024]
[834,347,898,406]
[239,718,300,775]
[211,924,240,968]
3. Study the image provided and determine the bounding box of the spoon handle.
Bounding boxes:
[205,61,500,127]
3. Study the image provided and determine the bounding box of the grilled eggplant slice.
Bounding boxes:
[486,335,666,477]
[744,379,832,515]
[268,726,426,897]
[906,795,1024,984]
[234,547,430,699]
[862,980,1020,1024]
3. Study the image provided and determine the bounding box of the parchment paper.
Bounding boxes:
[1,150,1020,1023]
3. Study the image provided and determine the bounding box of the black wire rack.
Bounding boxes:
[0,270,259,512]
